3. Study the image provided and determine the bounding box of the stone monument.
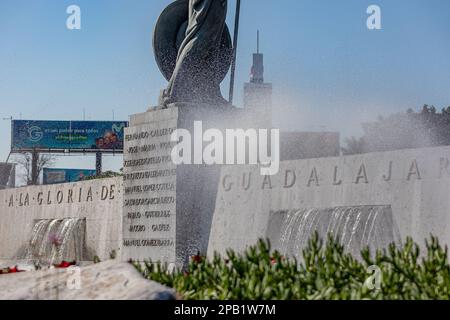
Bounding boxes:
[208,146,450,260]
[154,0,232,106]
[123,0,245,267]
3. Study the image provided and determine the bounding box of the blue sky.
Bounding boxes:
[1,0,450,179]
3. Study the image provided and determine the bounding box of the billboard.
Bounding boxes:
[11,120,128,153]
[43,168,97,185]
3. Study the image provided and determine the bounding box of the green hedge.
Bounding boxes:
[135,233,450,300]
[80,171,122,181]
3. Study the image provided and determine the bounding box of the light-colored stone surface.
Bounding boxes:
[124,105,254,267]
[208,146,450,256]
[0,260,175,300]
[123,109,177,263]
[0,177,123,261]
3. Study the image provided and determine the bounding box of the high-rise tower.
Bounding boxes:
[244,31,273,127]
[250,30,264,84]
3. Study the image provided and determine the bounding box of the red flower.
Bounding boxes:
[56,261,76,269]
[191,255,202,263]
[270,257,277,265]
[8,266,23,273]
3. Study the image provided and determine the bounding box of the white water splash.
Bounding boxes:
[20,218,86,265]
[273,206,401,260]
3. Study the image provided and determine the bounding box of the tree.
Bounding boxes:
[341,137,367,155]
[13,152,55,185]
[80,170,123,181]
[343,105,450,155]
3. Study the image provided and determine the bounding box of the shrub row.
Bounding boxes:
[135,233,450,300]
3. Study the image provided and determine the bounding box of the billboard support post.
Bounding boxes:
[31,150,38,185]
[96,152,102,176]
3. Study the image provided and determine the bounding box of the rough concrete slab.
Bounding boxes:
[0,260,175,300]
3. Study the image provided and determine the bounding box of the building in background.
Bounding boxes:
[0,163,16,190]
[243,32,340,160]
[43,168,96,185]
[280,132,340,161]
[243,31,273,128]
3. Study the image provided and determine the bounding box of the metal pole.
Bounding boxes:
[31,150,39,185]
[96,152,102,176]
[257,30,260,54]
[228,0,241,105]
[4,116,13,163]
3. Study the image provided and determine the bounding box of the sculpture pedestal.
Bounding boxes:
[122,104,242,267]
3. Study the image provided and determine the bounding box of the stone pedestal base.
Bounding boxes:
[122,104,244,267]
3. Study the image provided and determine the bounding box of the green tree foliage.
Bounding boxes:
[341,137,367,155]
[80,170,122,181]
[342,105,450,155]
[135,234,450,300]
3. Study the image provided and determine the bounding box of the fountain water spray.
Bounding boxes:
[21,218,86,266]
[270,206,401,260]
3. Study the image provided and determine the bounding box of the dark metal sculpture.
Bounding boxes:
[153,0,232,106]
